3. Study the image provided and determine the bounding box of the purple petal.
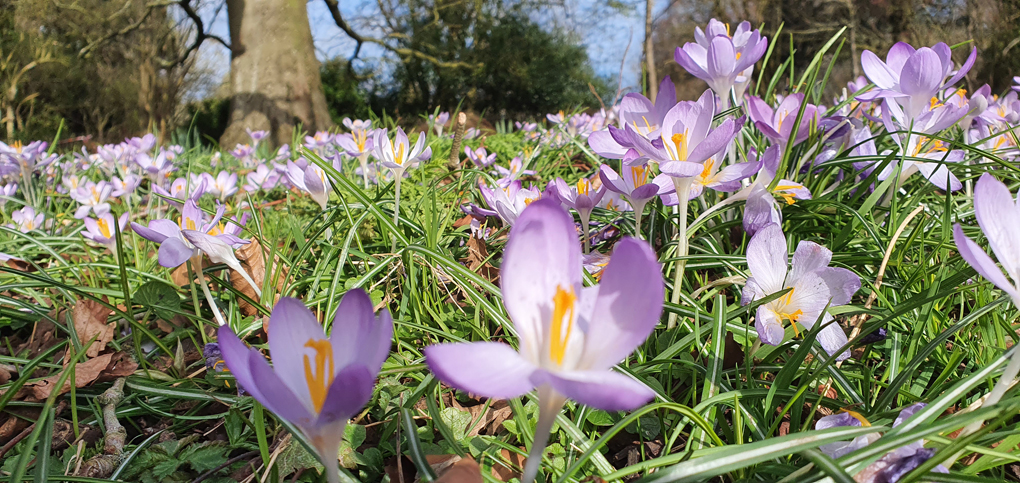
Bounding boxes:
[974,173,1020,282]
[247,348,317,424]
[331,289,393,373]
[425,342,537,398]
[578,238,663,370]
[818,267,861,306]
[540,369,654,411]
[899,48,942,98]
[157,238,194,268]
[953,224,1019,300]
[746,223,788,293]
[945,47,977,87]
[788,240,833,282]
[267,297,328,411]
[755,306,786,346]
[588,131,628,159]
[706,36,737,79]
[314,364,375,425]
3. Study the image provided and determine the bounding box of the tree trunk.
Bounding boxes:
[221,0,333,148]
[644,0,657,102]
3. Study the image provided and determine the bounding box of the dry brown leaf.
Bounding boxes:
[170,257,211,287]
[73,297,114,358]
[462,236,499,284]
[431,455,482,483]
[19,351,138,402]
[232,238,288,317]
[492,448,526,482]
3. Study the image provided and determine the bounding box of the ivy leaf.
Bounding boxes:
[134,281,181,321]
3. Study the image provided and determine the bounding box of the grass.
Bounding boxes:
[2,28,1020,483]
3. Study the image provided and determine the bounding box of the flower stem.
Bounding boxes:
[580,211,591,254]
[521,385,566,483]
[359,153,369,188]
[324,459,340,483]
[194,257,227,327]
[392,175,402,253]
[667,177,694,328]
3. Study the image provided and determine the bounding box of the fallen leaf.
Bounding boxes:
[232,238,288,317]
[73,297,114,358]
[492,448,525,482]
[19,351,137,402]
[170,257,211,287]
[462,236,499,284]
[433,455,482,483]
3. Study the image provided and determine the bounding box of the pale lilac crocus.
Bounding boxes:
[465,146,497,168]
[287,160,330,210]
[746,94,821,148]
[0,182,16,205]
[741,223,860,360]
[553,175,606,252]
[82,212,130,255]
[336,120,376,188]
[244,163,281,192]
[217,291,392,483]
[953,173,1020,307]
[304,131,335,153]
[153,177,207,209]
[11,206,44,233]
[70,180,113,219]
[480,180,543,226]
[858,41,976,120]
[879,98,966,192]
[739,146,812,236]
[494,155,536,187]
[426,200,663,483]
[110,175,142,198]
[430,111,450,136]
[374,128,432,245]
[588,77,677,159]
[203,171,239,201]
[674,18,768,107]
[598,156,670,236]
[817,403,948,481]
[131,200,231,269]
[246,128,269,146]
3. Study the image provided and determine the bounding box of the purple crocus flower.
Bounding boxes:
[746,94,821,148]
[494,155,536,187]
[598,156,671,235]
[110,175,142,198]
[588,77,677,159]
[336,122,376,187]
[11,206,44,232]
[70,180,113,219]
[553,175,606,252]
[430,111,450,136]
[82,212,130,255]
[953,173,1020,307]
[674,19,768,106]
[0,182,17,205]
[217,291,392,483]
[231,144,255,161]
[858,42,977,120]
[131,200,233,268]
[303,131,335,152]
[244,163,281,192]
[817,403,949,481]
[659,154,760,204]
[246,128,268,146]
[480,180,543,226]
[153,177,207,209]
[0,140,55,176]
[373,128,431,178]
[426,199,663,483]
[741,223,860,360]
[878,98,967,192]
[287,160,330,210]
[465,146,497,168]
[203,171,239,201]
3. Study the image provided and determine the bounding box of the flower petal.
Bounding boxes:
[953,224,1020,301]
[157,238,194,268]
[330,289,393,373]
[425,342,537,399]
[541,369,654,411]
[314,364,375,425]
[973,173,1020,284]
[267,297,328,412]
[746,223,788,293]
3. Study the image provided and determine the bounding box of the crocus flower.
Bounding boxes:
[244,163,281,192]
[553,175,606,252]
[858,41,976,120]
[374,128,431,177]
[70,180,113,219]
[203,171,239,201]
[588,77,678,159]
[465,146,497,168]
[817,403,948,481]
[217,291,392,483]
[232,144,256,162]
[336,121,376,187]
[0,182,17,205]
[480,180,543,226]
[674,19,767,106]
[11,206,44,233]
[303,131,335,153]
[953,173,1020,307]
[426,199,663,483]
[494,155,536,187]
[598,157,671,235]
[287,160,330,210]
[879,99,966,192]
[246,128,268,146]
[153,177,207,209]
[430,111,450,136]
[741,223,860,360]
[82,212,130,255]
[746,94,821,148]
[110,175,142,198]
[0,140,55,176]
[739,146,812,236]
[131,200,235,268]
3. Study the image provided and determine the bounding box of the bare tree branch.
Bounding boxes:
[76,0,177,58]
[323,0,480,70]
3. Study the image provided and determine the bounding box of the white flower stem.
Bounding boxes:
[194,257,227,327]
[521,385,566,483]
[580,211,591,254]
[324,457,340,483]
[358,153,369,188]
[667,177,694,329]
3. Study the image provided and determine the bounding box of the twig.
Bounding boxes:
[447,113,468,171]
[80,378,128,477]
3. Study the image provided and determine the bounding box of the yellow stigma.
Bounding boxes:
[772,288,804,335]
[97,218,112,238]
[355,130,367,151]
[735,51,742,61]
[394,142,406,166]
[773,184,802,205]
[929,97,943,110]
[956,89,967,98]
[548,285,577,366]
[631,164,649,188]
[577,179,590,196]
[725,23,731,36]
[669,131,689,161]
[302,338,335,413]
[843,410,872,427]
[699,158,716,181]
[12,141,22,153]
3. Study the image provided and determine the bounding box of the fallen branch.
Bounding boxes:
[80,378,127,478]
